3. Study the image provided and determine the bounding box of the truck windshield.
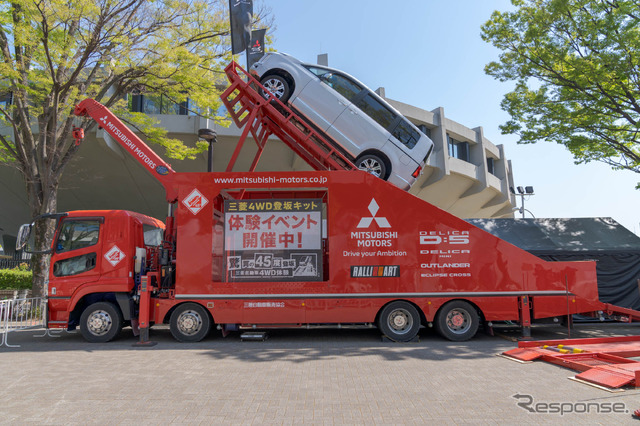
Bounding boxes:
[143,225,163,246]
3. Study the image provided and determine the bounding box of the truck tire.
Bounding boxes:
[260,74,291,103]
[378,301,421,342]
[435,300,479,342]
[170,303,211,342]
[80,301,123,343]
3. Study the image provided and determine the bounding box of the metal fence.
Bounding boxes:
[0,252,32,270]
[0,297,47,347]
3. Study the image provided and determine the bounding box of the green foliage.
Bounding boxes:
[482,0,640,180]
[0,0,272,296]
[0,0,273,176]
[0,266,33,290]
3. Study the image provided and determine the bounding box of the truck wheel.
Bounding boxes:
[355,153,388,180]
[378,301,421,342]
[260,74,291,103]
[170,303,211,342]
[435,300,479,342]
[80,302,123,343]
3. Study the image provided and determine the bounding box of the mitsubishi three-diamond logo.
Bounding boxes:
[99,115,108,125]
[357,198,390,228]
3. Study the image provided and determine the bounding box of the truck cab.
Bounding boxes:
[20,210,165,341]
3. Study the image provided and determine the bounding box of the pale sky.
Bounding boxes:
[260,0,640,234]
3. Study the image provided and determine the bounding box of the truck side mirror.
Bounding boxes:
[16,223,32,251]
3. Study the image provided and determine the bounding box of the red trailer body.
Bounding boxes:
[159,170,602,326]
[41,167,608,343]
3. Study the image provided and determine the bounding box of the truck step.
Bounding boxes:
[240,331,268,341]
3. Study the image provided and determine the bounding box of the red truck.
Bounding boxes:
[16,63,640,344]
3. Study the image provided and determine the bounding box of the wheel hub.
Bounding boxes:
[87,310,112,336]
[263,79,285,98]
[358,159,382,177]
[451,313,465,327]
[388,309,413,333]
[178,311,202,336]
[446,309,470,333]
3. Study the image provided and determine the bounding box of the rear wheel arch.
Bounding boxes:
[263,68,295,91]
[69,292,129,327]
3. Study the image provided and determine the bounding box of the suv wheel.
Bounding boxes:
[355,154,388,180]
[260,74,291,103]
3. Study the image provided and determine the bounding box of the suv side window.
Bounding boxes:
[56,220,101,253]
[321,73,362,101]
[354,93,397,130]
[304,66,326,77]
[391,120,421,149]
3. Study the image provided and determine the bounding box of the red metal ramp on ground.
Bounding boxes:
[502,335,640,389]
[220,61,357,174]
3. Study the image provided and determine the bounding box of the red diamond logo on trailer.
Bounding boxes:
[183,188,209,215]
[105,245,125,267]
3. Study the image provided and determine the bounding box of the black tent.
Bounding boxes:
[467,217,640,310]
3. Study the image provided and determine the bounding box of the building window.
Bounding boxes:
[447,135,469,162]
[0,91,12,109]
[417,124,431,138]
[487,157,495,175]
[130,94,189,115]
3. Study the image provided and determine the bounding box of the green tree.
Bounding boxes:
[0,0,271,296]
[482,0,640,181]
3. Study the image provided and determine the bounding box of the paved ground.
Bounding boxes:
[1,323,640,425]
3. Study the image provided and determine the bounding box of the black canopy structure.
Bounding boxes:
[467,217,640,310]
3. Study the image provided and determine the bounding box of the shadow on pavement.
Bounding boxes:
[3,322,640,365]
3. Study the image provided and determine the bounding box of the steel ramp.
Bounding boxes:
[501,347,548,362]
[502,335,640,389]
[220,61,357,174]
[576,364,640,389]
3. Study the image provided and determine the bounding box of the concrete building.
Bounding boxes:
[0,74,515,246]
[381,89,516,219]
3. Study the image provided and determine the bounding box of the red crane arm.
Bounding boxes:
[74,98,178,202]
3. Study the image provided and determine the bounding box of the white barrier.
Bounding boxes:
[0,297,47,348]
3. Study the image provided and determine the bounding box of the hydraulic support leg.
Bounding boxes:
[519,295,532,339]
[133,275,157,347]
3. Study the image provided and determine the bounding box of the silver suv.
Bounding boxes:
[251,52,433,190]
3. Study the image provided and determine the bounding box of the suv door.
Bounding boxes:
[293,67,362,134]
[329,92,397,154]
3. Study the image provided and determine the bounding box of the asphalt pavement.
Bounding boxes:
[1,322,640,425]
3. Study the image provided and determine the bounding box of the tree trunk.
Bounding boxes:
[27,183,58,298]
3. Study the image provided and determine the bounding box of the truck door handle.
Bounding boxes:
[349,108,358,115]
[338,100,347,106]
